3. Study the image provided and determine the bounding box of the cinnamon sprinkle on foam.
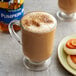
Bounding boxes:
[24,20,30,26]
[21,12,57,33]
[40,15,53,23]
[31,20,40,27]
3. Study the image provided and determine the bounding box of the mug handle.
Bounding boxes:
[8,20,22,44]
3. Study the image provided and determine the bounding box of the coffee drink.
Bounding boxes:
[58,0,76,14]
[21,12,57,62]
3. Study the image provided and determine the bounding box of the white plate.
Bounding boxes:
[58,34,76,75]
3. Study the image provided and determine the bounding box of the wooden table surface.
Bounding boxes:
[0,0,76,76]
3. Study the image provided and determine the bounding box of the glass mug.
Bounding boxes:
[9,12,57,71]
[57,0,76,21]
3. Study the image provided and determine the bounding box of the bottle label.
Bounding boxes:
[0,0,24,24]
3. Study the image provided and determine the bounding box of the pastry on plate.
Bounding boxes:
[64,39,76,55]
[67,55,76,69]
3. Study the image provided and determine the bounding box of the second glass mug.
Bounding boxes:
[57,0,76,21]
[9,12,57,71]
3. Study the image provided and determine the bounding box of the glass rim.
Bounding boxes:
[20,11,57,34]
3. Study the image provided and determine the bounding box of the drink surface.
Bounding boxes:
[22,12,57,62]
[59,0,76,14]
[0,0,24,32]
[21,12,57,33]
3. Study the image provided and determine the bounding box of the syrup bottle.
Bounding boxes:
[0,0,24,33]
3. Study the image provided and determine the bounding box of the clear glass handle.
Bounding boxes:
[8,20,22,44]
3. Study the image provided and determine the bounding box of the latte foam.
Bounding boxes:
[21,12,57,33]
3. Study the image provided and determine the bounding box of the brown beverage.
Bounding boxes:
[21,12,57,62]
[58,0,76,14]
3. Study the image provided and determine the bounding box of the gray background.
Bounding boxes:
[0,0,76,76]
